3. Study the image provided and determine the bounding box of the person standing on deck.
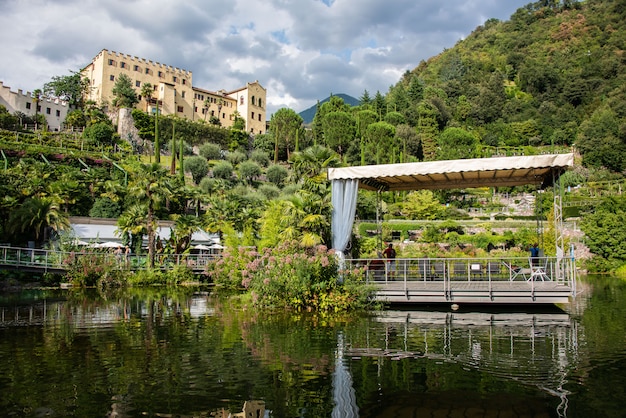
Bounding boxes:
[529,243,540,266]
[383,243,397,279]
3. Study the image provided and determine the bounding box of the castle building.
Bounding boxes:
[0,81,70,131]
[81,49,266,134]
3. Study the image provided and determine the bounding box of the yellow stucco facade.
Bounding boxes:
[81,49,266,134]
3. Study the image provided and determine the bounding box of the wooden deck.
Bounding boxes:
[371,280,573,304]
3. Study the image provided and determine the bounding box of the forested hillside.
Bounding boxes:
[376,0,626,172]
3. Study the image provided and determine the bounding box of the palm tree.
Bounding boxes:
[9,196,70,245]
[203,98,210,121]
[117,204,147,251]
[140,83,153,113]
[126,163,173,268]
[290,144,342,183]
[169,214,202,253]
[32,88,42,130]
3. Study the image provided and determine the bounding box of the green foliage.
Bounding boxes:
[581,195,626,268]
[437,127,478,160]
[249,149,270,167]
[184,155,210,185]
[199,142,223,160]
[44,73,90,109]
[401,190,445,220]
[83,121,117,146]
[270,108,304,162]
[321,111,355,157]
[111,73,139,108]
[266,164,289,187]
[89,197,121,218]
[226,150,247,165]
[212,160,234,180]
[238,160,261,184]
[210,241,374,311]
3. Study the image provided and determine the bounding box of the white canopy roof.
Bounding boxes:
[328,153,574,191]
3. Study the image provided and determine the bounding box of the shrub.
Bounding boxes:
[199,143,222,160]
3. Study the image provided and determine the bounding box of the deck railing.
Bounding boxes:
[345,255,577,296]
[0,245,217,273]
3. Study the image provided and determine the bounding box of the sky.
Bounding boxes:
[0,0,530,117]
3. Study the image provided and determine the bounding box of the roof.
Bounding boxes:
[67,217,218,245]
[327,153,575,191]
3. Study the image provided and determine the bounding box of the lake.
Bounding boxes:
[0,276,624,417]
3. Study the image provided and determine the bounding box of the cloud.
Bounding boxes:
[0,0,529,115]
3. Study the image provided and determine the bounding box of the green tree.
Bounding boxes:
[321,111,356,158]
[270,108,303,163]
[580,196,626,266]
[83,121,116,146]
[238,160,262,185]
[43,72,90,109]
[125,163,173,268]
[116,204,147,253]
[184,156,210,185]
[169,214,202,253]
[363,122,396,164]
[437,127,478,160]
[212,161,234,181]
[140,82,153,112]
[266,164,289,188]
[199,143,222,160]
[112,73,139,108]
[401,190,444,220]
[64,109,87,129]
[9,196,70,245]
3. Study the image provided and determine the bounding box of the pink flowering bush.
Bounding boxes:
[239,241,374,311]
[206,246,259,290]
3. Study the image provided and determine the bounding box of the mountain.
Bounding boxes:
[299,93,360,124]
[380,0,626,172]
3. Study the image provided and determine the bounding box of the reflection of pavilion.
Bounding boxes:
[341,310,578,418]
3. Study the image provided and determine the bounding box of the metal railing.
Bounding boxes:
[0,245,218,273]
[345,256,577,295]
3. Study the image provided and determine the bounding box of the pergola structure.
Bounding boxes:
[328,153,575,259]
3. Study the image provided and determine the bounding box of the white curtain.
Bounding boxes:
[331,179,359,255]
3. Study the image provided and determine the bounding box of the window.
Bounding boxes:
[36,105,41,112]
[158,71,164,78]
[120,62,126,69]
[194,107,198,113]
[145,68,150,74]
[134,65,139,71]
[46,107,51,114]
[110,75,115,81]
[259,98,262,108]
[56,110,61,117]
[181,91,185,98]
[251,96,256,105]
[240,96,244,105]
[173,76,178,83]
[136,80,141,87]
[251,111,255,119]
[177,105,183,113]
[258,114,262,121]
[182,79,186,85]
[25,102,31,109]
[108,59,115,66]
[222,112,225,119]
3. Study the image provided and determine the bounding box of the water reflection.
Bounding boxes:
[0,281,624,417]
[346,308,578,417]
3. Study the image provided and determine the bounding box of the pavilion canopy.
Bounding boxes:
[328,153,575,255]
[327,153,575,192]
